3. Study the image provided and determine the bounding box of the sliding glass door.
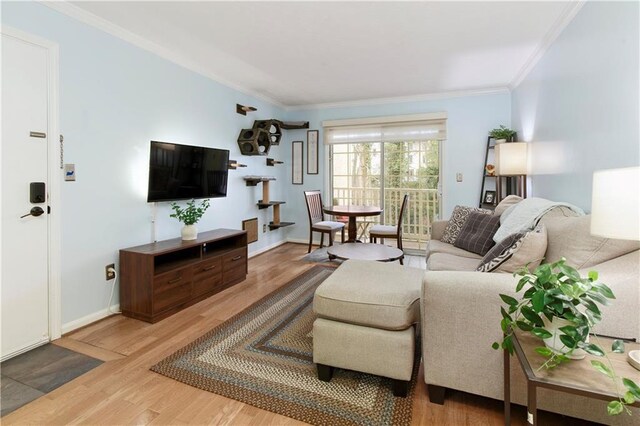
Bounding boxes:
[330,139,441,249]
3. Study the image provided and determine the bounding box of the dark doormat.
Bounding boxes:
[1,343,103,416]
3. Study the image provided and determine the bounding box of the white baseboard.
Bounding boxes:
[287,238,310,245]
[61,305,120,335]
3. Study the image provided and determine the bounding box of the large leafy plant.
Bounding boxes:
[494,258,640,416]
[170,199,210,226]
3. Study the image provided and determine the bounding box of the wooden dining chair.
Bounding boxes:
[304,190,345,253]
[369,194,409,263]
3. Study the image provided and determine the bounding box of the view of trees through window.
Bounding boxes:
[330,140,440,249]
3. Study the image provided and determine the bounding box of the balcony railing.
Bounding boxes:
[331,187,440,248]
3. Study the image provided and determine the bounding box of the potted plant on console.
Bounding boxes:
[495,259,640,416]
[170,198,210,241]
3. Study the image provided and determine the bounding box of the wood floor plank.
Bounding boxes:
[2,243,572,425]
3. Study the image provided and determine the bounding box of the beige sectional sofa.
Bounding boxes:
[421,201,640,424]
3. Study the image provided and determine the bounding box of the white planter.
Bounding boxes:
[495,138,507,144]
[542,317,587,359]
[181,224,198,241]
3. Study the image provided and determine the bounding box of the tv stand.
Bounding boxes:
[119,229,248,323]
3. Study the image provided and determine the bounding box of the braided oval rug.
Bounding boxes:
[151,265,419,426]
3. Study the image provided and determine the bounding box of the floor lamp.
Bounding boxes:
[495,142,528,200]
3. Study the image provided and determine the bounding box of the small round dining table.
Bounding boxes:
[323,205,382,242]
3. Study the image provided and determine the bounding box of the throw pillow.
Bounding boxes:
[441,205,492,244]
[494,195,523,216]
[453,212,501,255]
[477,225,548,273]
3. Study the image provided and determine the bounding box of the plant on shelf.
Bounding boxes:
[494,258,640,416]
[170,198,210,241]
[489,125,516,141]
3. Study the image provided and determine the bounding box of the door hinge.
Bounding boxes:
[59,135,64,169]
[47,206,51,214]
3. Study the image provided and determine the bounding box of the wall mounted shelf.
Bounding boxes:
[243,176,294,229]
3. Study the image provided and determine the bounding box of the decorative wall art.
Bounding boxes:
[307,130,319,175]
[292,141,303,185]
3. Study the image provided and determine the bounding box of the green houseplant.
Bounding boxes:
[495,258,640,416]
[170,198,210,240]
[489,125,516,142]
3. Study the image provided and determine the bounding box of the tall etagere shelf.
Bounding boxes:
[479,133,517,209]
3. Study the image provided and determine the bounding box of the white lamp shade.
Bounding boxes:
[591,166,640,241]
[495,142,528,176]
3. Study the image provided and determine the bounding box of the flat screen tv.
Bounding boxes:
[147,141,229,202]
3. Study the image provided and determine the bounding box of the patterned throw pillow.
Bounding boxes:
[476,225,548,273]
[441,205,493,244]
[453,212,502,255]
[476,232,525,272]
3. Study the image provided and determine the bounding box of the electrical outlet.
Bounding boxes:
[105,263,115,281]
[263,224,267,233]
[456,172,463,182]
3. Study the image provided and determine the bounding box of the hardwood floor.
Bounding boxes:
[3,243,578,425]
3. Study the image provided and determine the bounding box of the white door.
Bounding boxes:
[1,33,51,359]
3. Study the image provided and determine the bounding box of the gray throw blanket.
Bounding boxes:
[493,197,585,243]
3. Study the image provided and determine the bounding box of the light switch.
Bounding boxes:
[456,172,463,182]
[64,164,76,181]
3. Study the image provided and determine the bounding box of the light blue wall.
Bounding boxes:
[511,1,639,210]
[2,2,290,325]
[284,93,511,242]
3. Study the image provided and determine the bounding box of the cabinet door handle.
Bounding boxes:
[168,277,182,284]
[231,255,242,261]
[203,265,217,271]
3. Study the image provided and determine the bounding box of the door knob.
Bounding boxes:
[20,206,45,218]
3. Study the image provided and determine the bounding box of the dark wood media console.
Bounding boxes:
[119,229,248,323]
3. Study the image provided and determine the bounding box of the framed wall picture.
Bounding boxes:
[307,130,319,175]
[483,190,496,205]
[292,141,303,185]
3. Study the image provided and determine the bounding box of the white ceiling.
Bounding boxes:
[62,1,581,108]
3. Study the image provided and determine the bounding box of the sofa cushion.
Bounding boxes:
[494,195,522,216]
[539,214,640,269]
[453,212,501,255]
[313,259,423,330]
[478,225,547,273]
[426,240,482,260]
[441,205,492,244]
[426,253,481,271]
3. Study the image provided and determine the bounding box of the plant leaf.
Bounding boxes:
[558,263,581,281]
[559,325,579,340]
[532,328,552,339]
[521,306,544,327]
[502,335,514,355]
[612,340,625,354]
[535,347,553,357]
[623,391,636,404]
[559,334,577,349]
[623,378,640,398]
[500,294,518,306]
[607,400,624,416]
[515,320,533,331]
[581,343,605,356]
[592,282,615,299]
[587,270,598,281]
[515,276,529,292]
[591,360,614,378]
[492,342,500,350]
[532,290,546,312]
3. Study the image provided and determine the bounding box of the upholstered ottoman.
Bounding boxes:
[312,259,423,396]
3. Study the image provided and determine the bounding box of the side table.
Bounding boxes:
[504,329,640,425]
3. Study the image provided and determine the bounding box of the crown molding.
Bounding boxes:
[40,1,286,109]
[509,0,585,90]
[289,87,511,111]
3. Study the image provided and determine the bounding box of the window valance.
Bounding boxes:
[322,113,447,144]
